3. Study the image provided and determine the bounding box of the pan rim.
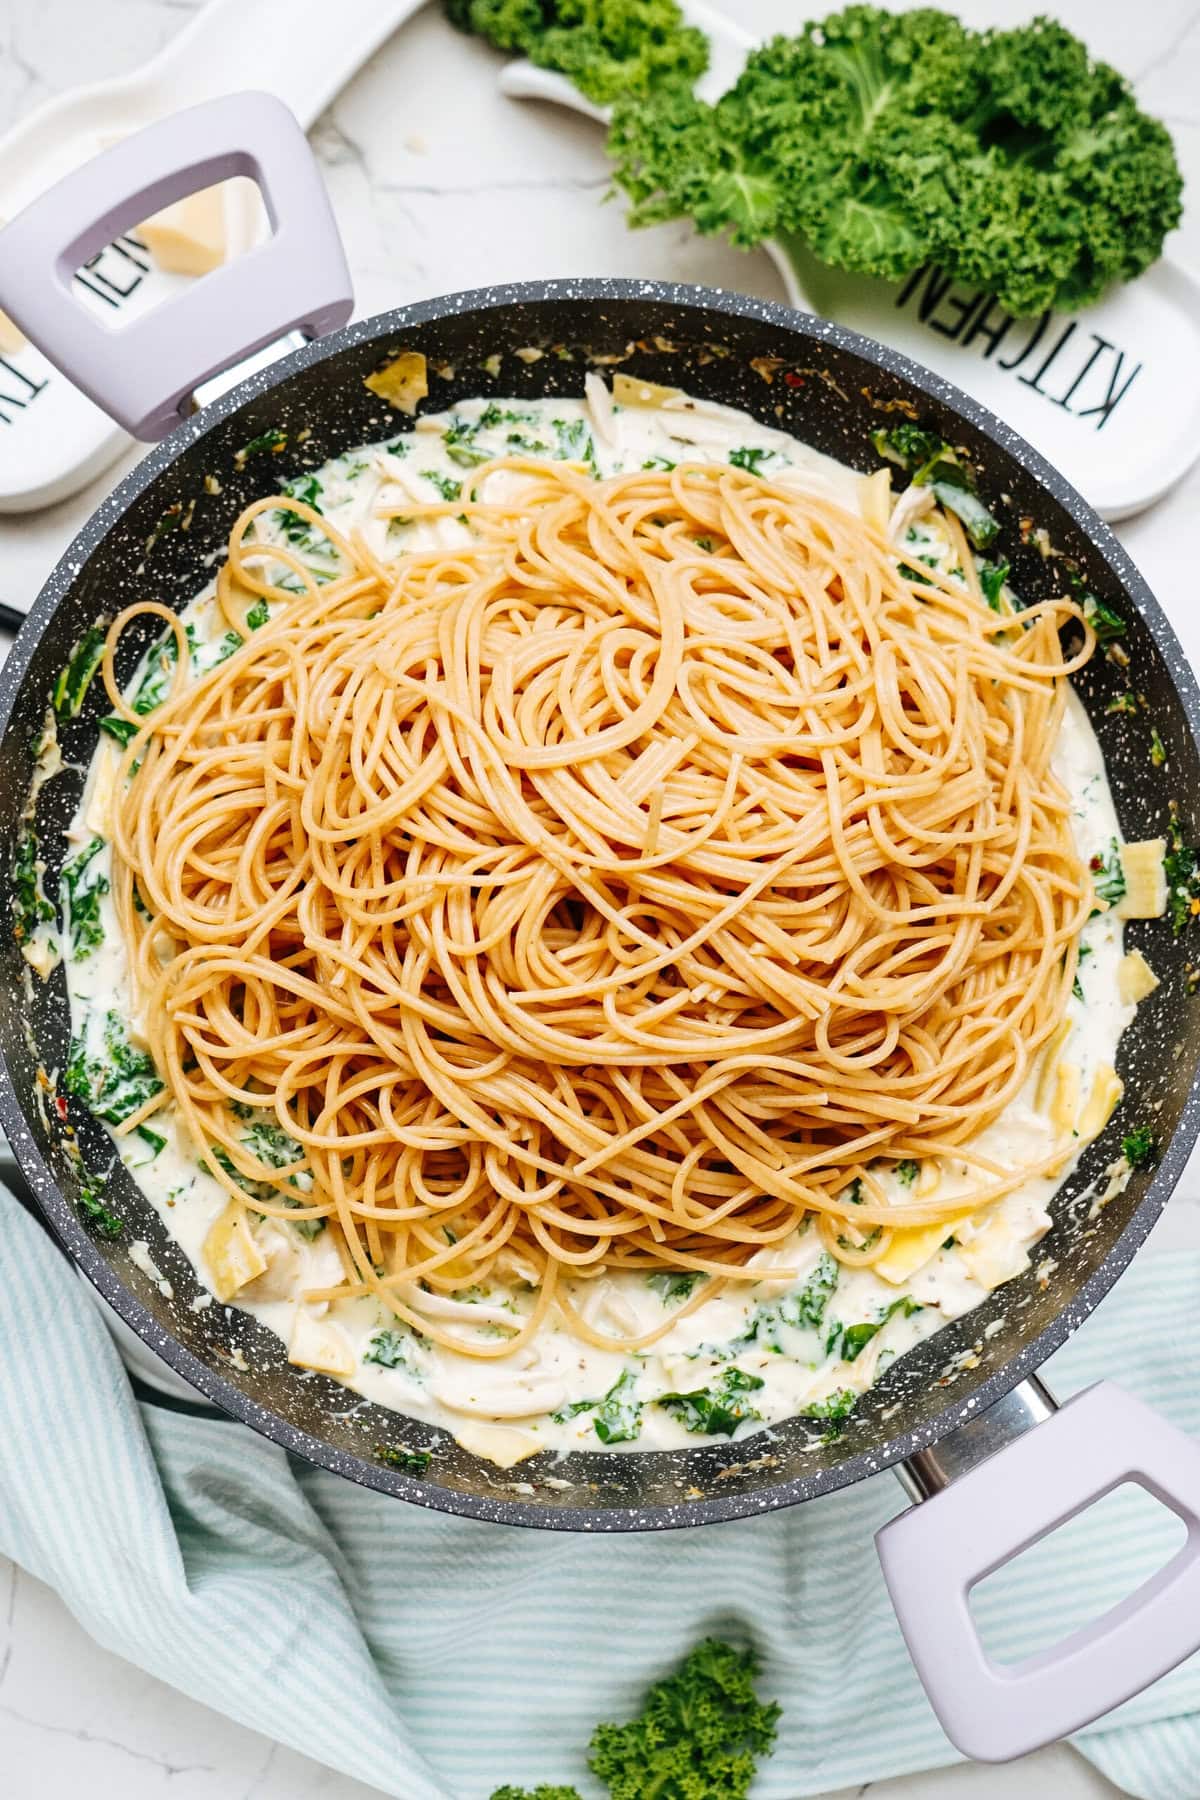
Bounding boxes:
[3,274,1199,1531]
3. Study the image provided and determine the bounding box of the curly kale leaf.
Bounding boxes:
[490,1788,582,1800]
[489,1640,779,1800]
[446,0,707,105]
[611,9,971,268]
[608,82,780,245]
[589,1638,780,1800]
[942,18,1184,314]
[608,6,1182,317]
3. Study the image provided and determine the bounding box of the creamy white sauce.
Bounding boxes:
[61,385,1133,1467]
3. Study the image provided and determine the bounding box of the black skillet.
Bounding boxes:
[2,95,1200,1760]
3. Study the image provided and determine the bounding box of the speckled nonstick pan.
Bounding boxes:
[3,96,1200,1760]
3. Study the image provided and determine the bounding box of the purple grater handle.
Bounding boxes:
[878,1381,1200,1761]
[0,91,352,440]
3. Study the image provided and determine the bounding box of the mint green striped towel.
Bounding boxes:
[1,1180,1198,1799]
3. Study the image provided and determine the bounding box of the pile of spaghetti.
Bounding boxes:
[102,455,1096,1351]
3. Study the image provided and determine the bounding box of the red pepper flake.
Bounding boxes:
[54,1094,68,1121]
[783,371,806,388]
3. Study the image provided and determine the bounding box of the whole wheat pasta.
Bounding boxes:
[100,457,1097,1356]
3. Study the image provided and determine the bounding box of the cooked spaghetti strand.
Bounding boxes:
[102,458,1095,1350]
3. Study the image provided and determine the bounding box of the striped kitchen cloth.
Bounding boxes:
[1,1179,1198,1800]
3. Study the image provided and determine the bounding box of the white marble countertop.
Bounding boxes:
[1,0,1199,1794]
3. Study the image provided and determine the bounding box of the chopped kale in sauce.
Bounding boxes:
[1122,1126,1159,1170]
[554,1368,645,1443]
[826,1296,921,1364]
[54,626,107,718]
[12,828,53,942]
[65,1012,164,1152]
[1082,592,1125,643]
[364,1328,415,1370]
[1090,840,1126,909]
[728,445,774,476]
[77,1181,125,1240]
[648,1270,705,1304]
[1164,807,1200,933]
[60,836,109,959]
[658,1367,764,1437]
[375,1444,431,1474]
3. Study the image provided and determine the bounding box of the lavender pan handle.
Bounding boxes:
[877,1380,1200,1761]
[0,91,352,440]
